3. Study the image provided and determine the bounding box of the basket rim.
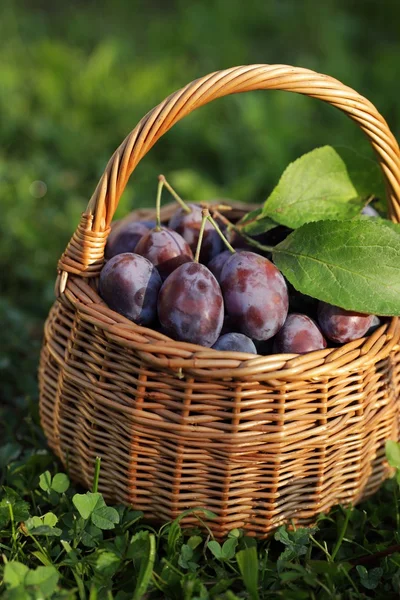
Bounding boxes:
[48,271,400,382]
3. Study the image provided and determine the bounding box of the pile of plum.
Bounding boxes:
[99,181,380,355]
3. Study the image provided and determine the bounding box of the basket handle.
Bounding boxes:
[57,64,400,290]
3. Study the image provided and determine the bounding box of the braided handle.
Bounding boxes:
[58,64,400,287]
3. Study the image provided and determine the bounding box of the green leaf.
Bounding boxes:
[25,514,61,536]
[236,546,259,600]
[187,535,203,550]
[81,523,103,548]
[356,565,383,590]
[0,443,22,469]
[208,540,223,559]
[262,146,384,229]
[275,526,317,572]
[224,593,242,600]
[0,490,30,528]
[274,526,291,546]
[25,519,62,537]
[25,566,60,597]
[222,537,238,560]
[72,492,103,520]
[273,219,400,315]
[379,218,400,235]
[43,512,58,527]
[91,505,120,530]
[277,547,300,570]
[4,562,29,588]
[51,473,70,493]
[279,570,304,582]
[228,528,241,539]
[238,208,279,236]
[95,550,121,578]
[209,578,236,595]
[39,471,52,492]
[386,440,400,470]
[178,544,194,569]
[29,525,62,537]
[120,508,144,529]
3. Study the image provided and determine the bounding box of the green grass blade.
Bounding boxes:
[236,547,259,600]
[132,532,156,600]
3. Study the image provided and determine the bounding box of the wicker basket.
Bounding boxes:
[39,64,400,539]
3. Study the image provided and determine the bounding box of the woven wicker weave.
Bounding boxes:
[39,65,400,538]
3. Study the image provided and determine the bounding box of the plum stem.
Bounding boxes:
[155,177,164,231]
[207,214,235,254]
[158,174,191,214]
[194,209,210,263]
[212,209,275,254]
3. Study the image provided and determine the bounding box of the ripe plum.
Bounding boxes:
[169,203,223,263]
[134,226,193,280]
[212,332,257,354]
[208,250,234,282]
[220,251,288,341]
[157,262,224,347]
[99,253,162,325]
[105,221,151,259]
[366,315,381,335]
[362,204,380,217]
[317,302,374,343]
[274,313,327,354]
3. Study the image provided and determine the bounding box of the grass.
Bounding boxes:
[3,390,400,599]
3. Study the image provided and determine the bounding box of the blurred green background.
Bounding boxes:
[1,0,399,402]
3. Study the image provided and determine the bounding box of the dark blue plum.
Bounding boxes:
[105,220,151,259]
[274,313,327,354]
[134,226,193,280]
[361,205,380,217]
[141,220,157,228]
[317,302,374,343]
[366,315,381,335]
[168,203,223,263]
[99,253,162,325]
[208,250,234,282]
[212,332,257,354]
[157,262,224,347]
[220,251,288,341]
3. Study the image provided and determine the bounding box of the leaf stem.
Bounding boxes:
[155,177,164,230]
[212,210,275,254]
[194,209,209,263]
[207,214,235,253]
[92,456,101,493]
[309,535,332,561]
[28,533,51,563]
[8,503,17,559]
[331,507,351,561]
[158,174,191,214]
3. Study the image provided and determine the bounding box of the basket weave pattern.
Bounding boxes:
[39,65,400,538]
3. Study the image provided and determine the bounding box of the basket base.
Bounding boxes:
[39,291,400,539]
